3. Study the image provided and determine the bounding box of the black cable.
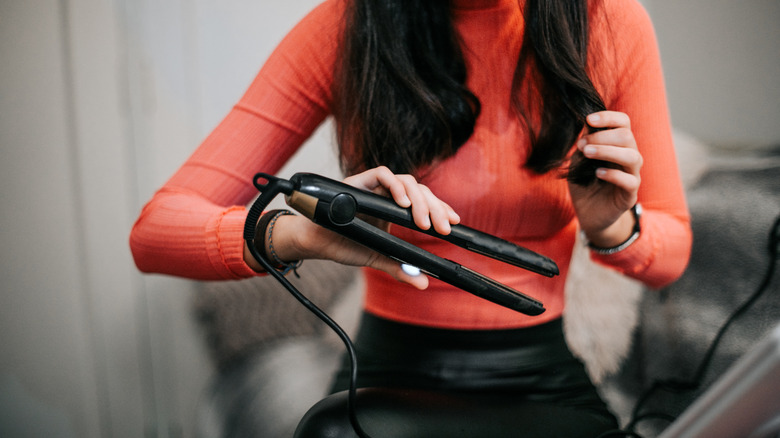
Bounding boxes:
[691,213,780,384]
[243,176,372,437]
[595,431,643,438]
[244,235,371,438]
[625,212,780,435]
[247,173,779,438]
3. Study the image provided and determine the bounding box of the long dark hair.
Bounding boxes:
[333,0,606,183]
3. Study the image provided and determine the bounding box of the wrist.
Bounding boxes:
[266,214,307,262]
[243,241,264,272]
[584,204,642,254]
[246,210,304,275]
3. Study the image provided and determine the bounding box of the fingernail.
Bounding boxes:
[401,264,421,277]
[576,139,587,149]
[400,195,411,206]
[584,146,597,157]
[588,114,600,123]
[596,168,607,177]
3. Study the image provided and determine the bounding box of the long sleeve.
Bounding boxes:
[129,1,342,280]
[588,0,692,289]
[130,0,691,330]
[364,0,692,329]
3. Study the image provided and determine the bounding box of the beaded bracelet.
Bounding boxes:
[253,209,303,276]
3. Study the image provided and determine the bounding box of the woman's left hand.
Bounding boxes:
[569,111,643,248]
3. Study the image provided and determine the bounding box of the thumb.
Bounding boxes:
[369,254,429,290]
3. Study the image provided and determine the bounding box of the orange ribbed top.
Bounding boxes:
[130,0,691,329]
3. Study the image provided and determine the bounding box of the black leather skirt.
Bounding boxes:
[321,312,619,437]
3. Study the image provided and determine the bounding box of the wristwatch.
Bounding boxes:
[586,203,642,255]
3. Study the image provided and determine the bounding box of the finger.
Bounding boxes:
[367,252,430,290]
[586,111,631,130]
[398,176,461,232]
[396,174,433,230]
[595,167,641,194]
[345,167,460,232]
[447,204,461,225]
[581,143,643,174]
[419,185,458,235]
[394,264,430,290]
[345,166,411,206]
[581,127,636,149]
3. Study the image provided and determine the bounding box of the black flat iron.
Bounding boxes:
[244,172,557,316]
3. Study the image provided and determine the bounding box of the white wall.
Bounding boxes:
[0,0,777,437]
[642,0,780,149]
[0,0,331,437]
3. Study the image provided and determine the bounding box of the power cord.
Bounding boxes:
[245,172,779,438]
[243,176,373,437]
[598,212,780,438]
[244,240,372,438]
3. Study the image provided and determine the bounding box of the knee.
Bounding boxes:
[294,391,359,438]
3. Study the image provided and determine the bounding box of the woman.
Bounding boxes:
[130,0,692,436]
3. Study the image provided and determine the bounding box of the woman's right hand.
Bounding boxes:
[244,166,460,289]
